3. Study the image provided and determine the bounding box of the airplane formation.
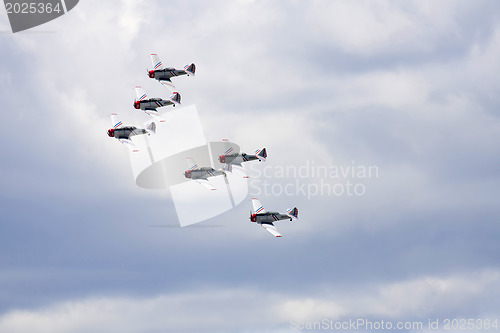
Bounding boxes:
[107,54,299,237]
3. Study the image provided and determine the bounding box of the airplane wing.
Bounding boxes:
[160,79,176,92]
[223,145,235,156]
[221,139,240,154]
[118,139,138,152]
[135,86,147,101]
[186,157,199,170]
[252,198,266,214]
[194,179,216,191]
[144,110,166,122]
[229,164,248,178]
[151,54,164,70]
[110,113,123,129]
[261,223,282,237]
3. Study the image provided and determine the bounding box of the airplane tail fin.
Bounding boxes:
[145,121,156,135]
[286,207,298,220]
[169,92,181,105]
[184,63,196,76]
[256,148,267,161]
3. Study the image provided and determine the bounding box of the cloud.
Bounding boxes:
[1,1,500,332]
[1,269,499,333]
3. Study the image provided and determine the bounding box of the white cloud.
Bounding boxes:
[304,0,483,57]
[324,69,430,110]
[306,0,417,55]
[1,270,499,333]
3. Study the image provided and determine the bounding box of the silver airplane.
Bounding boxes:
[219,147,266,178]
[147,54,195,92]
[184,158,226,191]
[250,198,299,237]
[107,113,156,152]
[133,86,181,122]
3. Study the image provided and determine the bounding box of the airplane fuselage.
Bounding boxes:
[134,98,172,111]
[250,212,292,223]
[148,68,187,80]
[219,153,259,165]
[184,167,225,180]
[107,126,146,140]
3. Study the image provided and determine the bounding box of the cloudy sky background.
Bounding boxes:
[1,0,500,332]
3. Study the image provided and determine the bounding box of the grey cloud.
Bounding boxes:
[1,0,500,331]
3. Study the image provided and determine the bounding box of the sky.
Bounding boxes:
[1,0,500,332]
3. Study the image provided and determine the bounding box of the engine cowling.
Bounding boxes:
[184,170,192,179]
[134,100,141,109]
[219,155,225,163]
[148,70,155,78]
[107,128,115,137]
[250,214,257,222]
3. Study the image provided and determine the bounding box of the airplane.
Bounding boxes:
[219,147,266,178]
[133,86,181,122]
[249,198,298,237]
[183,157,225,191]
[147,54,195,92]
[107,113,156,152]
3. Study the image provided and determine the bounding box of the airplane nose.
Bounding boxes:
[219,155,225,163]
